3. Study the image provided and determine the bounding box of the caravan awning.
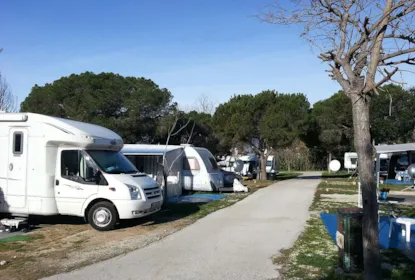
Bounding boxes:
[121,144,183,156]
[374,143,415,154]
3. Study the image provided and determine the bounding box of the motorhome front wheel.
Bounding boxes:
[87,201,118,231]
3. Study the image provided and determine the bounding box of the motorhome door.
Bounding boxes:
[7,128,28,209]
[55,149,99,216]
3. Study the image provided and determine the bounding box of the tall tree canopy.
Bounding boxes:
[371,84,415,144]
[21,72,175,143]
[213,90,309,179]
[156,109,225,154]
[313,91,353,167]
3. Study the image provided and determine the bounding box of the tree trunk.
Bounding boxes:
[327,152,332,173]
[350,93,380,280]
[260,153,267,180]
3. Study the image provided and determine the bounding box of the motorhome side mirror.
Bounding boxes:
[93,170,101,182]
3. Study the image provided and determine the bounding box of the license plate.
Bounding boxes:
[150,201,161,211]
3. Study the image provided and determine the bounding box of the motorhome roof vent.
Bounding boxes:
[0,113,28,122]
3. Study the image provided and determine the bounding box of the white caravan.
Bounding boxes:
[344,152,358,172]
[0,113,163,231]
[182,145,224,191]
[121,144,224,192]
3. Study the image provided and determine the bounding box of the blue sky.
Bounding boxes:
[2,1,413,109]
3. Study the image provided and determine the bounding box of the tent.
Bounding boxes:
[122,144,184,199]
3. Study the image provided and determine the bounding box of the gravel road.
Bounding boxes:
[44,172,320,280]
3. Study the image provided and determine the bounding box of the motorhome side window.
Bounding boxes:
[183,157,200,171]
[61,150,96,182]
[13,132,23,154]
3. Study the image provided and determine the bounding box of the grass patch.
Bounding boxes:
[278,172,302,180]
[275,179,415,279]
[322,171,353,178]
[0,234,44,252]
[0,235,33,243]
[161,193,250,222]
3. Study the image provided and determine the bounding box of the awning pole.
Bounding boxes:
[375,153,381,191]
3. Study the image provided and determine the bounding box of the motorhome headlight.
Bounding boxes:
[125,184,141,200]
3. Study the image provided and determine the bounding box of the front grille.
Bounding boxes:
[144,186,161,200]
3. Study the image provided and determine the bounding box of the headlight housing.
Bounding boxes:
[126,184,141,200]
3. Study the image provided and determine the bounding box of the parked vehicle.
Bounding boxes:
[0,113,163,231]
[121,144,224,192]
[266,155,280,180]
[238,154,259,179]
[221,169,235,188]
[344,152,358,172]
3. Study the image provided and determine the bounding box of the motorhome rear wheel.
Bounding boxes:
[87,201,119,231]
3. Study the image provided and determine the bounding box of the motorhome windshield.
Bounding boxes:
[87,150,138,174]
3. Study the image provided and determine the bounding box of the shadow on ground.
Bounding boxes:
[297,175,322,180]
[0,202,205,232]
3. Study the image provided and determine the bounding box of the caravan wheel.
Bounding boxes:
[88,201,118,231]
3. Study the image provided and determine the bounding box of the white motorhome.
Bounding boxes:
[266,155,280,179]
[217,155,237,172]
[0,113,163,231]
[121,144,224,192]
[238,154,259,179]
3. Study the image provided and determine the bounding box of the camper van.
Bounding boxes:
[0,113,163,231]
[121,144,224,192]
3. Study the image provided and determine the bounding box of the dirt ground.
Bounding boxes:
[0,191,256,280]
[0,208,197,280]
[0,178,286,280]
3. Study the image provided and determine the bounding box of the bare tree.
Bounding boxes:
[158,110,196,203]
[195,94,218,115]
[0,73,17,112]
[258,1,415,279]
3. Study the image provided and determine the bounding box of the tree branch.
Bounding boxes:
[381,47,415,62]
[363,67,399,94]
[366,0,394,94]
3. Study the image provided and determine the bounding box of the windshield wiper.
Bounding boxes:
[106,170,138,174]
[106,170,122,174]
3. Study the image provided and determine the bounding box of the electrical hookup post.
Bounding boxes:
[336,208,364,275]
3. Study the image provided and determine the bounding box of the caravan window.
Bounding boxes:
[183,157,200,171]
[13,132,23,154]
[208,157,219,171]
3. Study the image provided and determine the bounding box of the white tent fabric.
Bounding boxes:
[122,145,184,199]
